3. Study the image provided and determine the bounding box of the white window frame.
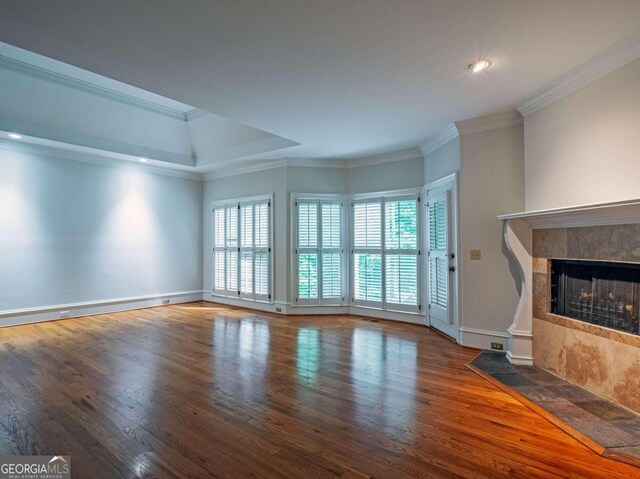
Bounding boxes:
[291,193,348,307]
[212,194,273,303]
[350,188,423,314]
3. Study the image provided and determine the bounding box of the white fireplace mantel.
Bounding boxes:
[498,198,640,365]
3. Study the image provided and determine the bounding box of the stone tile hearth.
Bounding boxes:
[469,351,640,466]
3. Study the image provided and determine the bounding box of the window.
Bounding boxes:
[352,194,420,313]
[213,196,272,302]
[294,196,345,305]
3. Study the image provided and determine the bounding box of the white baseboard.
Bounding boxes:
[507,327,534,365]
[349,306,425,325]
[203,296,425,324]
[458,326,509,350]
[506,351,534,366]
[0,290,204,328]
[284,303,350,315]
[202,294,279,314]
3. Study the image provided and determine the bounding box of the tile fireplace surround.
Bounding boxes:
[532,224,640,413]
[499,199,640,415]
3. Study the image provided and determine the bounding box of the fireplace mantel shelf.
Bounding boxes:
[498,198,640,229]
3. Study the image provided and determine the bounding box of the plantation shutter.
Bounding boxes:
[428,197,448,309]
[352,200,383,306]
[295,197,345,306]
[239,203,254,298]
[320,200,342,304]
[226,205,239,294]
[252,199,271,301]
[297,200,319,303]
[384,198,419,310]
[213,208,226,293]
[212,196,272,302]
[352,194,420,313]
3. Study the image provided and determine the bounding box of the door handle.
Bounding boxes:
[448,266,456,272]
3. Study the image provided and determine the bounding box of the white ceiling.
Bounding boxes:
[1,0,640,161]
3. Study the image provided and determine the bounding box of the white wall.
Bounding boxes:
[348,156,424,194]
[424,138,459,185]
[424,123,524,346]
[525,58,640,211]
[0,148,203,312]
[458,124,525,337]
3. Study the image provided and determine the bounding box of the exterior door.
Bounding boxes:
[427,190,456,338]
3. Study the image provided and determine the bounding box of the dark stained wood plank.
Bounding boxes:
[0,302,638,478]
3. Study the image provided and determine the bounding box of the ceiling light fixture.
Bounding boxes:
[468,59,491,73]
[139,157,149,163]
[8,133,23,140]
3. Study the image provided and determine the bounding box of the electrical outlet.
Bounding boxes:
[162,299,170,305]
[59,311,70,318]
[275,306,282,313]
[490,342,504,351]
[470,249,481,260]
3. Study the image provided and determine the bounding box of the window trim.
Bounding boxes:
[291,193,348,307]
[350,188,423,314]
[212,194,274,304]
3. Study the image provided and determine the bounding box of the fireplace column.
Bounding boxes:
[502,218,534,365]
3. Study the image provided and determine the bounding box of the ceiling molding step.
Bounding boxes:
[347,147,424,169]
[517,29,640,117]
[0,116,194,166]
[455,108,523,135]
[194,135,299,168]
[420,124,459,156]
[0,138,202,181]
[0,54,189,121]
[202,160,288,181]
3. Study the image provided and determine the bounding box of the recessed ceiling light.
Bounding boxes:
[8,133,23,140]
[139,157,149,163]
[468,59,491,73]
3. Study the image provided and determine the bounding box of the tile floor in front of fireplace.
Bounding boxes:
[470,351,640,464]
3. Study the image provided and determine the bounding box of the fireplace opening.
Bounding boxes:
[550,259,640,335]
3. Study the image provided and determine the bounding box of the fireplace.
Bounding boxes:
[508,220,640,414]
[551,259,640,335]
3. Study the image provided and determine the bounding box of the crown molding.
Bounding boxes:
[517,29,640,117]
[347,147,424,169]
[202,160,288,181]
[201,146,425,180]
[0,55,189,121]
[0,138,201,181]
[185,109,211,122]
[286,157,349,168]
[455,108,523,135]
[420,124,459,156]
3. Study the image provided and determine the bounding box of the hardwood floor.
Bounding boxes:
[0,302,638,478]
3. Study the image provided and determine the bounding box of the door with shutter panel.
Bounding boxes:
[427,190,456,337]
